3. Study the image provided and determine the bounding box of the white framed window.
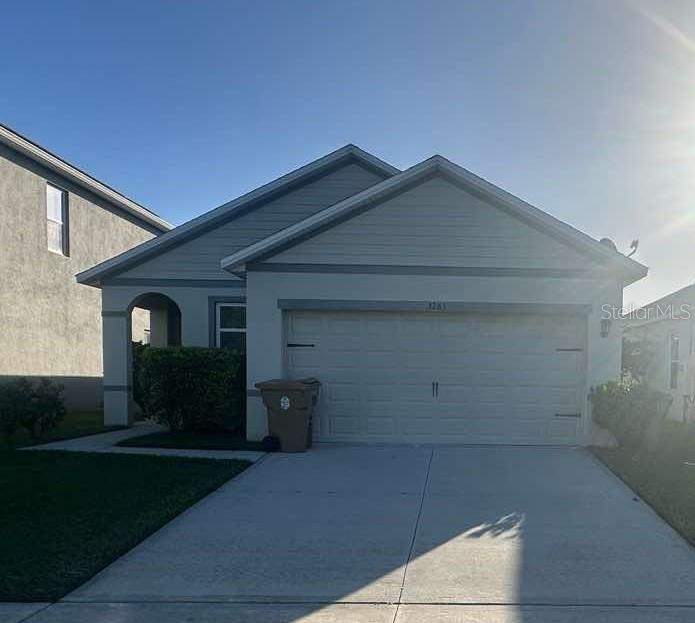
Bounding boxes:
[47,183,69,256]
[216,303,246,352]
[670,333,680,390]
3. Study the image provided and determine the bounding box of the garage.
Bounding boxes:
[286,309,587,445]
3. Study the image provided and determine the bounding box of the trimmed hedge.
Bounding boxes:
[0,377,66,443]
[589,379,672,448]
[135,347,242,432]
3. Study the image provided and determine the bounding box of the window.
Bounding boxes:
[216,303,246,352]
[46,184,68,255]
[670,333,680,390]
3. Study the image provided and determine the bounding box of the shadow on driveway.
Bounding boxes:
[29,445,695,622]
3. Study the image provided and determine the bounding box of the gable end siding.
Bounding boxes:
[266,176,600,270]
[121,162,385,280]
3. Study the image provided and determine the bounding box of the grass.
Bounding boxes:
[117,429,266,451]
[0,450,250,601]
[1,410,121,450]
[593,422,695,545]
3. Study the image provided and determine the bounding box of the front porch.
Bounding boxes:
[99,284,246,427]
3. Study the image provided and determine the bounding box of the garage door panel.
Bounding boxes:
[287,349,323,370]
[363,351,399,369]
[286,310,586,444]
[401,418,436,436]
[323,316,362,335]
[546,417,581,439]
[438,417,545,441]
[287,312,321,335]
[399,381,437,403]
[365,383,403,402]
[328,383,364,403]
[328,417,362,435]
[366,417,396,435]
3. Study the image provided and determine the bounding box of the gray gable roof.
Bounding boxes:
[77,145,398,286]
[220,155,648,285]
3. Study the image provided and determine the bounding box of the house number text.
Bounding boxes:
[427,301,447,311]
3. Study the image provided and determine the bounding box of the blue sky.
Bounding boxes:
[2,0,694,306]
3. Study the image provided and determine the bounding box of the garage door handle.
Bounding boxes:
[435,381,439,398]
[287,343,315,348]
[432,381,435,398]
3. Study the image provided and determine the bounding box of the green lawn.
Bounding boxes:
[593,423,695,545]
[1,410,119,450]
[117,429,267,451]
[0,450,249,601]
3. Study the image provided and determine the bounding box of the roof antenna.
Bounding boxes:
[627,239,639,258]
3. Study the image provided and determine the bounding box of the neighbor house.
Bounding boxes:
[0,123,171,410]
[78,145,647,445]
[623,284,695,421]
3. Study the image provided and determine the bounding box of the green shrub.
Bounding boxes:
[136,347,242,432]
[26,378,67,438]
[0,380,29,442]
[0,378,66,442]
[589,379,672,448]
[132,341,149,412]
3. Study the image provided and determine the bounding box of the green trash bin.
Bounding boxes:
[255,378,321,452]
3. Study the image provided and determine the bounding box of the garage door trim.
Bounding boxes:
[278,298,592,316]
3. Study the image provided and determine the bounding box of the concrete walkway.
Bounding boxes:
[24,421,265,462]
[7,445,695,622]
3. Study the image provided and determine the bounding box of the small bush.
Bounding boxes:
[0,378,66,442]
[136,347,242,432]
[590,379,672,448]
[132,341,149,411]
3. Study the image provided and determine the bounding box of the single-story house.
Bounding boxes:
[77,145,647,445]
[623,283,695,421]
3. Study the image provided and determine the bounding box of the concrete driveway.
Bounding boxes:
[24,445,695,622]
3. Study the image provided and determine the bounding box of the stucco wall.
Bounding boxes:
[0,145,159,409]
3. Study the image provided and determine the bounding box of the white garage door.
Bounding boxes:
[286,310,586,445]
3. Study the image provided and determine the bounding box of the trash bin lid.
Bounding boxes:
[255,378,321,391]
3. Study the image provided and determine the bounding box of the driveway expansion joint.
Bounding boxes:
[393,448,434,622]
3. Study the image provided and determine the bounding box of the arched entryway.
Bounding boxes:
[102,291,183,427]
[129,292,182,347]
[128,293,182,418]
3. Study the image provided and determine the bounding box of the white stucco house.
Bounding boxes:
[77,145,647,445]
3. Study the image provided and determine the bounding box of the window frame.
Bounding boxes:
[670,332,680,390]
[46,183,69,256]
[215,302,246,350]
